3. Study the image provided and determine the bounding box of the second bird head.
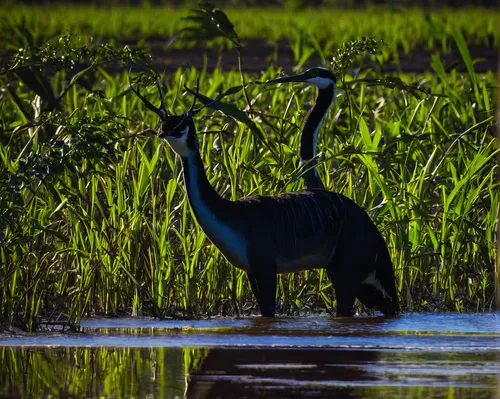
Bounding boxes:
[266,66,336,90]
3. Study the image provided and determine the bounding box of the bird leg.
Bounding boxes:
[247,269,277,317]
[327,268,357,317]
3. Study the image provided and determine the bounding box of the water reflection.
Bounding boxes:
[187,347,383,398]
[1,346,498,398]
[78,312,500,334]
[0,346,207,398]
[187,348,500,398]
[0,313,499,398]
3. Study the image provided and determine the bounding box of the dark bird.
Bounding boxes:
[131,77,399,317]
[267,66,337,189]
[267,67,399,315]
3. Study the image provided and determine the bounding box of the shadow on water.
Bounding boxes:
[0,313,499,398]
[187,347,500,398]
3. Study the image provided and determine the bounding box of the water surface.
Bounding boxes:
[1,313,499,398]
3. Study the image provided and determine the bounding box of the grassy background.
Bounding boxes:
[1,4,498,55]
[0,3,498,330]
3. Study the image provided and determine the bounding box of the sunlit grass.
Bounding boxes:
[1,59,496,330]
[0,3,498,60]
[0,4,497,331]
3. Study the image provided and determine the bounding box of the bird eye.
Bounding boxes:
[309,69,320,77]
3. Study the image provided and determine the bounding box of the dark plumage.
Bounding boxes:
[131,75,399,317]
[267,67,399,316]
[159,115,399,317]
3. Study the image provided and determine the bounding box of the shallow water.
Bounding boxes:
[1,313,499,398]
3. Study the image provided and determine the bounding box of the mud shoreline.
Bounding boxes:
[139,39,498,73]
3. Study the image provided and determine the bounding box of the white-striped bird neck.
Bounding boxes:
[299,82,336,189]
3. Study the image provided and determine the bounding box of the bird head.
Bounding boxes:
[130,70,219,158]
[266,67,336,90]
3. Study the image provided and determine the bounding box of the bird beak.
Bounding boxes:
[266,71,310,85]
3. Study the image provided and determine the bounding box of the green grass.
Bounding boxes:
[1,4,498,60]
[0,5,498,331]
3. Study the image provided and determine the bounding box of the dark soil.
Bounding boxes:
[140,38,498,74]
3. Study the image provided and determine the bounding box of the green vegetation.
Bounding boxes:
[0,3,497,331]
[0,346,205,397]
[1,4,498,59]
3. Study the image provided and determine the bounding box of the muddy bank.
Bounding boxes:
[140,39,498,73]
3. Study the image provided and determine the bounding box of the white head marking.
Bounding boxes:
[306,76,335,90]
[166,126,190,157]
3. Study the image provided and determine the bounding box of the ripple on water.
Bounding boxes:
[1,313,499,398]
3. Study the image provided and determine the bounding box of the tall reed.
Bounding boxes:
[0,19,497,330]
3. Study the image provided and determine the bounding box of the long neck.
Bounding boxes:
[299,84,335,189]
[180,149,248,269]
[181,151,229,220]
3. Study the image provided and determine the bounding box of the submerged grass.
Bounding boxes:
[0,5,498,331]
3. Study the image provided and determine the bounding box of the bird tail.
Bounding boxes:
[358,246,400,316]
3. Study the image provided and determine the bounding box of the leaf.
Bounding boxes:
[351,77,433,99]
[451,28,481,108]
[182,1,240,49]
[431,54,446,84]
[191,90,253,128]
[6,83,33,121]
[189,89,278,159]
[451,29,476,87]
[70,64,95,86]
[358,116,372,151]
[210,7,240,47]
[198,1,215,12]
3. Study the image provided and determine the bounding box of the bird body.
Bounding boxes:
[130,73,399,317]
[160,115,398,317]
[267,67,399,315]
